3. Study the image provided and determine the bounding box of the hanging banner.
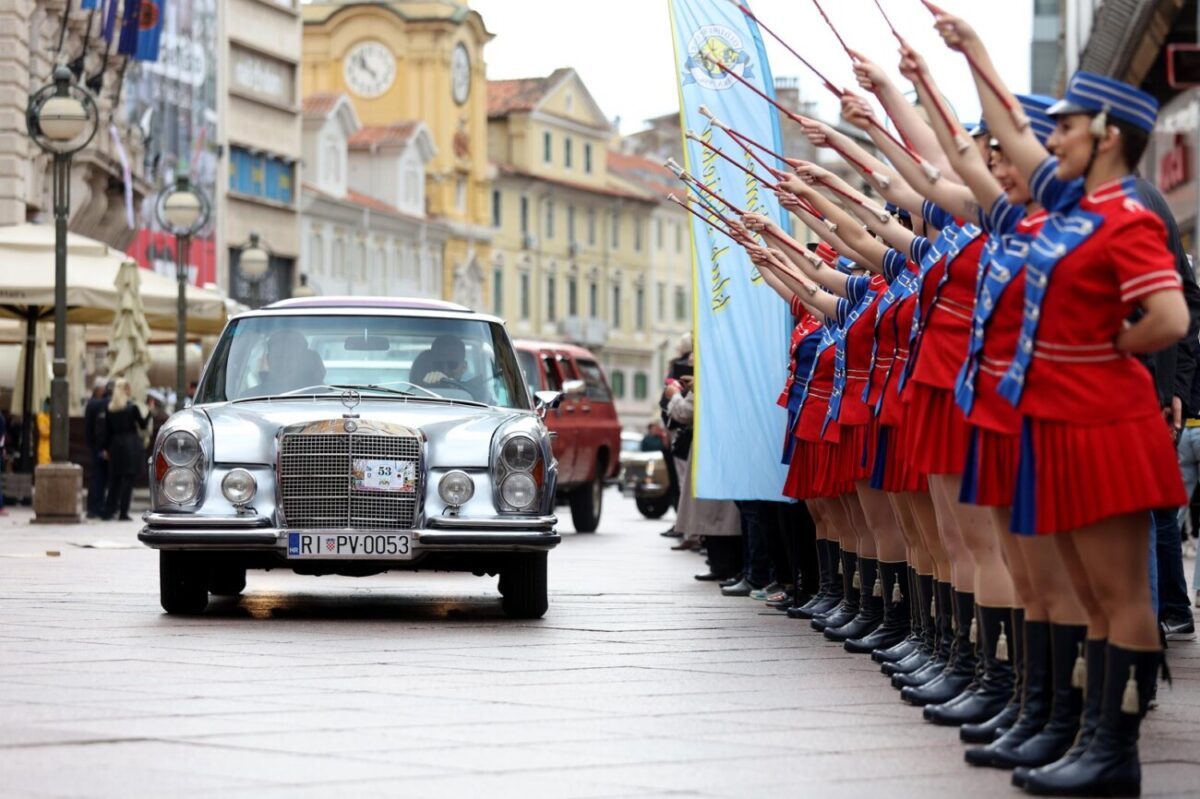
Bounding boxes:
[668,0,791,500]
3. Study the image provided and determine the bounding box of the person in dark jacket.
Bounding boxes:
[101,379,147,521]
[84,377,111,519]
[1135,178,1199,638]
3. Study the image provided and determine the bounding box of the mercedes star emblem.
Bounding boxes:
[340,389,361,411]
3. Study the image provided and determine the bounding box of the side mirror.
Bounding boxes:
[533,390,563,419]
[562,379,586,398]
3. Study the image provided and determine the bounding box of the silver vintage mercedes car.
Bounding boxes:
[139,297,563,618]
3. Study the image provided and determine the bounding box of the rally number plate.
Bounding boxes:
[287,533,413,560]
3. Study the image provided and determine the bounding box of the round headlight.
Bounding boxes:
[501,435,539,471]
[162,467,199,504]
[500,472,538,510]
[221,468,257,505]
[162,430,201,466]
[438,470,475,507]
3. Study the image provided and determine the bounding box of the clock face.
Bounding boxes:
[344,41,395,99]
[451,43,471,106]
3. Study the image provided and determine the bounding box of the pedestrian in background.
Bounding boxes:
[35,398,50,466]
[101,379,147,522]
[0,409,7,516]
[84,377,111,519]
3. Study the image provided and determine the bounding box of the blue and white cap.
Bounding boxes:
[1046,71,1158,134]
[967,118,988,138]
[836,256,858,275]
[1015,94,1057,145]
[883,201,911,222]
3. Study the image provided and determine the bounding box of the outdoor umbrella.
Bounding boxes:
[9,322,50,415]
[107,261,153,410]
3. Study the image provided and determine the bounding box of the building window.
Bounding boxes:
[610,369,626,399]
[587,208,596,245]
[356,241,367,280]
[567,206,576,244]
[334,237,346,278]
[588,281,598,318]
[656,281,666,320]
[520,272,530,319]
[567,275,578,316]
[564,137,573,169]
[308,232,323,276]
[520,196,529,235]
[543,131,552,163]
[635,286,645,330]
[634,219,643,252]
[455,176,466,213]
[545,199,555,239]
[229,146,294,204]
[491,189,501,228]
[675,286,687,321]
[611,211,619,248]
[656,218,663,250]
[611,283,622,327]
[546,274,557,321]
[493,267,503,316]
[584,142,593,174]
[675,221,683,252]
[633,373,648,400]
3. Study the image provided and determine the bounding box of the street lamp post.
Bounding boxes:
[155,175,210,407]
[238,233,271,309]
[25,65,98,523]
[292,273,318,298]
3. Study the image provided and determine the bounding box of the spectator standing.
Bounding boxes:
[0,409,7,516]
[1179,333,1200,609]
[101,379,147,521]
[84,378,111,519]
[35,399,50,466]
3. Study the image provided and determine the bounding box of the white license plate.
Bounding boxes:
[352,459,416,493]
[287,533,413,560]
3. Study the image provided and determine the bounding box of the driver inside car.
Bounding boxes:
[413,335,491,402]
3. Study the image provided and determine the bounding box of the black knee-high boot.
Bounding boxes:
[1013,637,1105,788]
[791,538,835,618]
[962,607,1025,743]
[965,619,1052,767]
[892,579,953,687]
[884,572,936,676]
[812,548,857,631]
[990,623,1087,769]
[925,604,1015,725]
[902,589,977,705]
[846,560,910,653]
[873,566,921,663]
[1022,643,1157,797]
[825,556,883,642]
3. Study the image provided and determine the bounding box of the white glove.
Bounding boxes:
[423,371,447,384]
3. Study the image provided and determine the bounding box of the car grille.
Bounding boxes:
[279,431,421,529]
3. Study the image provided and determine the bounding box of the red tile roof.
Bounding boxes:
[487,68,571,118]
[301,92,344,119]
[347,121,419,148]
[607,150,678,199]
[301,182,427,223]
[494,163,653,203]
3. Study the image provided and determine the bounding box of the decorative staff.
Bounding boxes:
[667,194,744,243]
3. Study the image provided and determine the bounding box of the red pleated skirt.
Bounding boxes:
[783,439,825,500]
[832,423,870,486]
[903,382,972,476]
[873,423,929,493]
[815,438,856,498]
[960,425,1019,507]
[1011,414,1188,535]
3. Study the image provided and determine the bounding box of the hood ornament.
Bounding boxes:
[341,389,361,412]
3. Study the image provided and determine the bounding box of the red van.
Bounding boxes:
[514,340,622,532]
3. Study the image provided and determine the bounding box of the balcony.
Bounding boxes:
[558,316,609,347]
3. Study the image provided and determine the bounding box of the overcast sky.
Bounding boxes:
[471,0,1033,135]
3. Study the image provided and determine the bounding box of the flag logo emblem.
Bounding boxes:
[683,25,753,90]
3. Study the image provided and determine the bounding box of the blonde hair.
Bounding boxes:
[108,378,131,412]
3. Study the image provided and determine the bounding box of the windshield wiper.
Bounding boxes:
[336,383,490,409]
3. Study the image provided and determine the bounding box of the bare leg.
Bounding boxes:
[908,491,951,581]
[843,492,877,559]
[927,474,977,590]
[1065,513,1158,650]
[891,491,934,574]
[857,482,907,563]
[934,474,1015,606]
[1055,534,1109,640]
[822,497,855,554]
[808,500,826,540]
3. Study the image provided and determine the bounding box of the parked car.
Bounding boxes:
[139,297,563,618]
[618,432,672,519]
[513,340,621,533]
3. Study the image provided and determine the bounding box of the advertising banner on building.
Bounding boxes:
[123,0,219,288]
[667,0,791,500]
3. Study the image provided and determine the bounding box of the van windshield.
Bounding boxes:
[198,314,530,409]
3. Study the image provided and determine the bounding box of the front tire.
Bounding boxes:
[569,457,605,533]
[636,495,670,519]
[498,553,548,619]
[210,568,246,597]
[159,551,209,615]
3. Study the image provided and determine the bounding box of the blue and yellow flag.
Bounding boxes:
[668,0,792,500]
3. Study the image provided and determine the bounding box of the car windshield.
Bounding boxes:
[198,313,531,409]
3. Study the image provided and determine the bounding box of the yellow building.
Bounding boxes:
[301,0,493,306]
[488,69,680,424]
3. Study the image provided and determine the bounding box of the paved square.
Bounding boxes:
[1,492,1197,798]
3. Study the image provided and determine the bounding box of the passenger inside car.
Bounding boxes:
[257,330,326,395]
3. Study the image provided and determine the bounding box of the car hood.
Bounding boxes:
[203,398,525,467]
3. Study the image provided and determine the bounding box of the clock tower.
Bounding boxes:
[301,1,493,305]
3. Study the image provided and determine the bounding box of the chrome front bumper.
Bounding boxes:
[139,511,560,553]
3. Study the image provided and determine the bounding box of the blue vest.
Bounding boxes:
[793,326,838,422]
[822,282,882,435]
[898,221,984,391]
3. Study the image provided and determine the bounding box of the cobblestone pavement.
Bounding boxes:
[1,491,1198,798]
